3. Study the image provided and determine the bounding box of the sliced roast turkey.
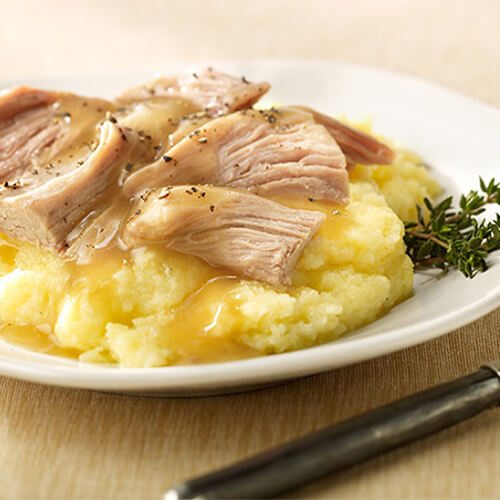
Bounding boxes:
[125,185,326,287]
[124,108,349,204]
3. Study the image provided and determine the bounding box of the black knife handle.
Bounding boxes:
[165,361,500,500]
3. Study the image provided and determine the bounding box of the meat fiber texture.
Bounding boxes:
[0,146,441,367]
[125,186,326,287]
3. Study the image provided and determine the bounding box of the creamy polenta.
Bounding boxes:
[0,142,441,367]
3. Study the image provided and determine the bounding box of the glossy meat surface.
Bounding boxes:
[125,186,326,286]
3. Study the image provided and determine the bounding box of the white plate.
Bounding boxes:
[0,60,499,396]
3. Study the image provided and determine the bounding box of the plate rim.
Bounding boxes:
[3,57,499,115]
[0,283,498,390]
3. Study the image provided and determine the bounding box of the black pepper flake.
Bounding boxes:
[308,197,316,202]
[135,209,142,216]
[241,76,250,84]
[192,72,198,79]
[105,111,117,123]
[154,145,162,151]
[185,189,193,195]
[200,192,206,198]
[125,163,133,172]
[145,134,152,141]
[191,187,198,192]
[163,155,173,163]
[64,243,69,248]
[209,205,215,212]
[121,133,127,141]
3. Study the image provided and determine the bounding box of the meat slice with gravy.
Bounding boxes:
[0,86,53,121]
[116,68,270,117]
[294,106,395,167]
[0,86,113,182]
[0,121,151,251]
[124,108,349,204]
[125,186,326,287]
[116,98,200,151]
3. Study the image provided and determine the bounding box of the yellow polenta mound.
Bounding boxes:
[0,144,441,367]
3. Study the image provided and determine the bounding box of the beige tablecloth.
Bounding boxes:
[1,1,499,498]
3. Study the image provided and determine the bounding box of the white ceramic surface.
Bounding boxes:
[0,60,499,395]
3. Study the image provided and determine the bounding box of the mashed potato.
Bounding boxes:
[0,132,442,367]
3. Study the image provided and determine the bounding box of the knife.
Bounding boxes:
[164,360,500,500]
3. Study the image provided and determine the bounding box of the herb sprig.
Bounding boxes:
[404,177,500,278]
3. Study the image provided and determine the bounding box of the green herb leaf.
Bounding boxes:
[404,177,500,278]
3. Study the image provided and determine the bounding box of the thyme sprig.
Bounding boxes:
[404,177,500,278]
